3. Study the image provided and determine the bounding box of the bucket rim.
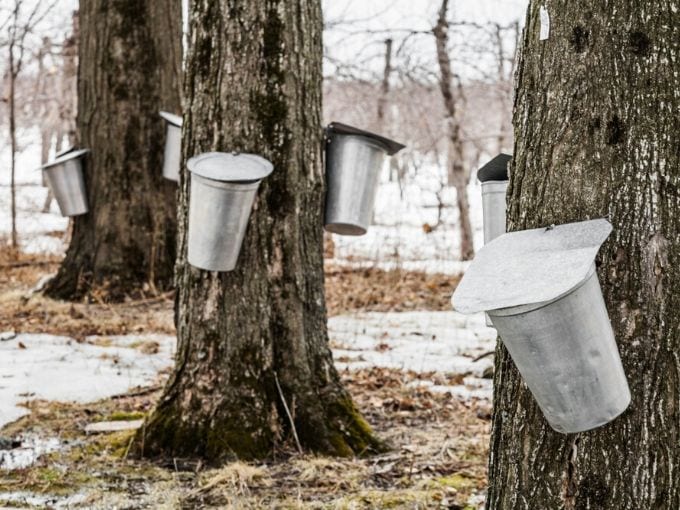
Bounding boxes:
[38,148,90,170]
[160,111,183,127]
[487,263,597,317]
[324,222,367,236]
[326,122,405,156]
[190,172,262,190]
[187,151,273,183]
[481,180,508,193]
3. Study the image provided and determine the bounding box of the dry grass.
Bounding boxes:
[0,249,483,508]
[1,368,490,509]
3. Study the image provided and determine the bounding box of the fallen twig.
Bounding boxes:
[274,372,303,454]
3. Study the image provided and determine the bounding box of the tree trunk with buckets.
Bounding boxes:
[487,2,680,508]
[44,0,182,300]
[136,0,381,462]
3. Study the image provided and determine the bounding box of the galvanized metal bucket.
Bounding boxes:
[488,263,630,433]
[38,148,90,217]
[481,181,508,244]
[187,152,273,272]
[160,111,182,182]
[452,219,631,433]
[478,154,511,325]
[324,122,405,236]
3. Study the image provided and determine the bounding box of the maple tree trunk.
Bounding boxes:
[44,0,182,300]
[137,0,381,462]
[487,2,680,509]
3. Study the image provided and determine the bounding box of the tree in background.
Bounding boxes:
[44,0,182,300]
[487,2,679,508]
[137,0,381,462]
[434,0,474,260]
[1,0,57,252]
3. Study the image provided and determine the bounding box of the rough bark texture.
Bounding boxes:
[434,0,475,261]
[44,0,182,301]
[487,2,679,509]
[137,0,382,463]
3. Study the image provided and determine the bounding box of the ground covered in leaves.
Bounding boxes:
[1,367,490,509]
[0,250,492,509]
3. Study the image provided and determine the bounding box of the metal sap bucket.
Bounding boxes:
[478,153,511,244]
[160,111,182,181]
[452,219,631,433]
[478,153,511,326]
[187,152,273,272]
[324,122,404,235]
[482,181,508,243]
[38,148,90,217]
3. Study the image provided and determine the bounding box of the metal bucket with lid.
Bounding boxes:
[38,148,90,217]
[324,122,404,235]
[452,219,631,433]
[478,153,511,326]
[187,152,273,272]
[160,111,182,182]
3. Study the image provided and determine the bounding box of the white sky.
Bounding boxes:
[322,0,530,80]
[7,0,530,82]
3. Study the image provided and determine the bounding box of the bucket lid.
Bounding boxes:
[478,153,511,182]
[327,122,405,156]
[38,148,90,170]
[159,111,183,127]
[187,152,274,182]
[451,218,612,314]
[55,146,76,158]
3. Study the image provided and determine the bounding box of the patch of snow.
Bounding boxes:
[0,491,89,509]
[0,334,175,429]
[329,311,497,400]
[330,166,486,274]
[0,127,68,254]
[0,436,62,470]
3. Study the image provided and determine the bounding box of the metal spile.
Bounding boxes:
[186,152,273,272]
[159,111,182,182]
[38,147,90,217]
[452,219,631,433]
[324,122,405,236]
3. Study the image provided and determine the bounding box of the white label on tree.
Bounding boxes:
[539,6,550,40]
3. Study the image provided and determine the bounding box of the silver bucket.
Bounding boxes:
[39,148,89,217]
[481,181,508,326]
[324,122,405,236]
[481,181,508,244]
[160,111,182,182]
[325,135,386,235]
[186,152,273,272]
[187,175,260,271]
[488,263,631,433]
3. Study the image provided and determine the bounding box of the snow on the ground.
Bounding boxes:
[331,311,497,399]
[0,436,62,470]
[0,311,496,432]
[0,333,175,430]
[0,127,68,254]
[330,162,486,273]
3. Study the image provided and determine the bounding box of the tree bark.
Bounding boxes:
[487,2,680,509]
[137,0,382,463]
[44,0,182,301]
[434,0,474,261]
